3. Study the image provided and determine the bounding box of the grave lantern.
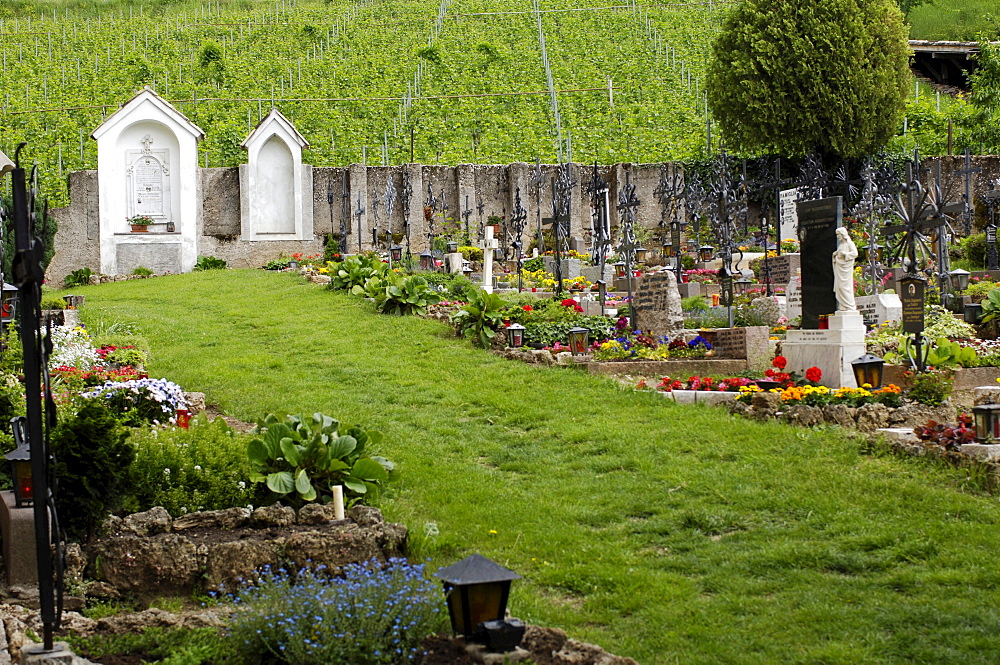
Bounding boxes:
[613,262,626,278]
[493,248,503,262]
[634,247,647,264]
[595,279,607,310]
[389,244,403,263]
[4,441,32,508]
[734,276,753,295]
[436,554,522,641]
[965,303,983,324]
[1,282,17,323]
[973,404,1000,442]
[446,240,459,254]
[419,250,435,271]
[662,242,675,258]
[949,268,971,292]
[505,322,526,348]
[699,245,715,262]
[686,240,697,253]
[567,326,590,356]
[850,353,885,389]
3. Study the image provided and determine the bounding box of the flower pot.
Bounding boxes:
[131,224,148,233]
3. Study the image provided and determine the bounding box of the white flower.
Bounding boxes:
[238,481,246,489]
[193,465,202,471]
[163,468,171,475]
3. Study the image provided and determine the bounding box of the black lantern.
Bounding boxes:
[634,247,647,264]
[446,240,459,254]
[734,276,753,295]
[973,404,1000,442]
[965,303,983,324]
[389,244,403,262]
[506,322,526,348]
[949,268,971,292]
[699,245,715,262]
[662,242,675,258]
[493,248,503,262]
[850,353,885,389]
[595,279,607,308]
[436,554,522,638]
[420,250,435,271]
[613,262,626,278]
[686,240,697,253]
[568,326,590,355]
[4,441,32,508]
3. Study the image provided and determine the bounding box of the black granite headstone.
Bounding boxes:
[796,197,841,329]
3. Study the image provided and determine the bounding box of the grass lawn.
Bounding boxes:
[65,270,1000,664]
[908,0,999,41]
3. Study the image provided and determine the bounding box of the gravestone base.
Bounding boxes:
[445,252,464,274]
[543,257,582,280]
[1,490,39,585]
[678,282,702,299]
[782,311,866,388]
[580,264,615,285]
[18,642,81,665]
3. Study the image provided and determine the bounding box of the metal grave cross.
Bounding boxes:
[462,194,473,238]
[354,191,365,253]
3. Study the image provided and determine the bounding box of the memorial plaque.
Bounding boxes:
[796,197,841,329]
[713,328,747,360]
[126,148,171,222]
[671,224,681,253]
[779,188,799,240]
[900,276,925,334]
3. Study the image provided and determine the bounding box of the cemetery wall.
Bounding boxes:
[45,156,1000,286]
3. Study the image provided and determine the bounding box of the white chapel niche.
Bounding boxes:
[92,88,204,274]
[240,108,313,241]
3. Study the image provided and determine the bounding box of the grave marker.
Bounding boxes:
[632,271,683,337]
[796,197,841,328]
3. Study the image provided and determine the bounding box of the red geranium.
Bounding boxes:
[805,366,823,383]
[522,305,533,311]
[561,298,577,307]
[772,355,787,370]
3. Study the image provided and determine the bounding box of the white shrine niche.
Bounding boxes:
[92,87,204,275]
[240,108,313,241]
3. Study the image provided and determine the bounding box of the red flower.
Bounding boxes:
[772,355,787,370]
[522,305,533,311]
[561,298,577,307]
[805,366,823,383]
[574,304,584,312]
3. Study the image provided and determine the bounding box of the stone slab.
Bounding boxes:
[580,264,615,284]
[585,359,747,377]
[959,443,1000,461]
[18,643,84,665]
[876,427,920,444]
[661,390,739,405]
[1,491,39,586]
[543,256,583,280]
[796,197,841,328]
[766,253,800,290]
[115,241,182,275]
[678,282,702,299]
[783,315,867,388]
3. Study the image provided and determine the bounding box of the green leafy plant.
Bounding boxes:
[40,296,66,310]
[194,255,227,271]
[65,267,94,288]
[131,266,154,276]
[451,287,505,347]
[905,370,954,406]
[51,399,135,541]
[328,255,389,291]
[373,274,441,316]
[247,412,399,505]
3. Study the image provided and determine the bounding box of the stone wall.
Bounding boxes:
[80,504,406,601]
[45,156,1000,287]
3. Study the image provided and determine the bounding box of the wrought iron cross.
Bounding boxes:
[355,191,365,254]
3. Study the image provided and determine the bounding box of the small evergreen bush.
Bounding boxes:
[52,399,134,541]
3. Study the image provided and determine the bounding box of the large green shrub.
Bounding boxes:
[373,275,440,316]
[706,0,910,157]
[51,400,134,541]
[328,255,389,291]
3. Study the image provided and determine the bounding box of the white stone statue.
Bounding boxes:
[833,226,858,312]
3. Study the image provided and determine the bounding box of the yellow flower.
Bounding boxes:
[488,529,498,535]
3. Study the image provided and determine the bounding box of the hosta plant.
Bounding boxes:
[374,274,440,316]
[328,255,389,291]
[247,412,399,506]
[451,287,505,347]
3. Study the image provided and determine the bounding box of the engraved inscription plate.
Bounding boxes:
[126,146,171,223]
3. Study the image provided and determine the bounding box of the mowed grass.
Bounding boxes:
[65,270,1000,664]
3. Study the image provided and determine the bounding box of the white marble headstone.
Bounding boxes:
[855,293,902,328]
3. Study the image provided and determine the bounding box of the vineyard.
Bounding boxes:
[0,0,729,206]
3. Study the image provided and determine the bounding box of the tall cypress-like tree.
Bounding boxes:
[706,0,910,158]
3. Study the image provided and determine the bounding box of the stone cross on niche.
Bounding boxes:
[140,135,154,154]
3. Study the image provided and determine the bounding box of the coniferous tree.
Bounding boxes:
[706,0,910,159]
